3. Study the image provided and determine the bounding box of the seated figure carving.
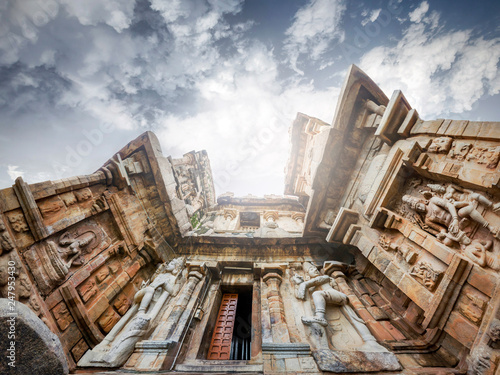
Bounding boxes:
[464,240,500,271]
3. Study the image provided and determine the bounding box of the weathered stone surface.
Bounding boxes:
[312,349,401,372]
[0,298,68,375]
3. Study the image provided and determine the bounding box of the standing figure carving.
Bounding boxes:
[292,262,384,352]
[78,257,186,368]
[134,257,185,315]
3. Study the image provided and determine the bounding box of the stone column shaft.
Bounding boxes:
[263,272,290,343]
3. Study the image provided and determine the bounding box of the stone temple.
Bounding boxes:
[0,65,499,375]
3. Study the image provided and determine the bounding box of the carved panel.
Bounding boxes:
[97,307,121,333]
[457,290,488,326]
[75,188,93,202]
[95,266,110,284]
[113,294,131,316]
[449,141,472,161]
[38,196,66,218]
[394,179,500,251]
[466,146,500,169]
[7,211,29,233]
[427,137,452,153]
[409,261,442,291]
[24,220,111,295]
[52,301,74,331]
[71,339,89,362]
[78,278,98,303]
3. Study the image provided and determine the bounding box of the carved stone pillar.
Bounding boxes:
[263,271,290,343]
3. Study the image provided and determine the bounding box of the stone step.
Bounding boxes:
[175,360,263,373]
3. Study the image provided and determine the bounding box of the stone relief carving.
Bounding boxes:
[292,262,385,352]
[7,212,28,233]
[409,261,442,291]
[402,183,500,247]
[78,257,186,367]
[487,319,500,349]
[458,291,488,325]
[466,146,500,169]
[449,141,472,161]
[75,188,93,202]
[468,348,496,375]
[427,137,452,153]
[25,221,111,295]
[91,195,109,215]
[463,240,500,271]
[0,218,14,255]
[378,235,418,265]
[38,196,65,218]
[52,301,73,331]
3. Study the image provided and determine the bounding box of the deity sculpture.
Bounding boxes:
[79,256,186,368]
[402,194,470,246]
[292,262,384,352]
[134,257,185,315]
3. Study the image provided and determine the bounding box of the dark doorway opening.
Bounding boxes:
[206,286,252,361]
[229,287,252,360]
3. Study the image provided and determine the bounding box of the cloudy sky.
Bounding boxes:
[0,0,499,196]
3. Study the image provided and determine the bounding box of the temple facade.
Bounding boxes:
[1,65,500,374]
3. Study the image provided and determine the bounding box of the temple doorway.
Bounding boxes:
[207,287,252,360]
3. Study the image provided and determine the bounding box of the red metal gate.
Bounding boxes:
[207,293,238,360]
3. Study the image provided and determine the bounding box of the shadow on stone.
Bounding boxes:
[0,298,68,375]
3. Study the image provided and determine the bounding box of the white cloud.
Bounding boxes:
[409,1,429,23]
[359,9,500,119]
[7,165,25,181]
[61,0,136,32]
[361,8,382,26]
[156,41,339,196]
[284,0,346,74]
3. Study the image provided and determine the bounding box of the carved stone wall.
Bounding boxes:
[0,132,213,371]
[2,66,500,374]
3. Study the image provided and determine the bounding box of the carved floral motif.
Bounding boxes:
[7,212,28,233]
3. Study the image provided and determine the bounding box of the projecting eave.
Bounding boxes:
[302,64,389,237]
